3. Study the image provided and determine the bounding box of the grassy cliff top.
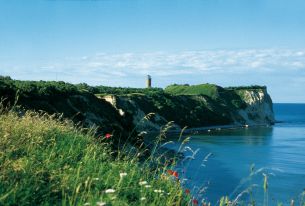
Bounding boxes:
[165,83,267,97]
[164,83,222,98]
[1,76,266,98]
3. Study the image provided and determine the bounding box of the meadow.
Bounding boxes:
[0,106,191,206]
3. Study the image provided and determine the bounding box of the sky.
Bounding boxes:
[0,0,305,102]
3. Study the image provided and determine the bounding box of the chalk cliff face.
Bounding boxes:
[102,86,275,132]
[234,88,274,125]
[103,95,180,132]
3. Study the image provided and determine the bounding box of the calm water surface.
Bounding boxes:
[165,103,305,205]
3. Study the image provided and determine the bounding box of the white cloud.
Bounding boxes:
[71,49,305,76]
[2,48,305,84]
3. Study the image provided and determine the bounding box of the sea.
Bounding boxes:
[164,103,305,205]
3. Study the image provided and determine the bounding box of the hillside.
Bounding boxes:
[0,77,135,144]
[0,109,186,205]
[0,78,275,135]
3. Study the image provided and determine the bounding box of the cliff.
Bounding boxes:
[102,84,274,132]
[0,78,274,136]
[233,87,275,125]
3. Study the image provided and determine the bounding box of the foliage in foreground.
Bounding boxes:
[0,109,186,206]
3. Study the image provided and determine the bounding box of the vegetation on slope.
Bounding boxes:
[164,84,247,109]
[165,84,266,97]
[0,108,187,206]
[0,76,80,99]
[0,77,135,143]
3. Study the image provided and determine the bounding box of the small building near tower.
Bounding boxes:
[146,75,152,88]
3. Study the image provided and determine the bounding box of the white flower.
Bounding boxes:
[153,189,164,193]
[139,181,148,186]
[138,131,147,136]
[105,189,116,194]
[119,172,127,178]
[140,197,146,201]
[96,202,106,206]
[93,178,99,181]
[144,185,151,188]
[84,203,90,206]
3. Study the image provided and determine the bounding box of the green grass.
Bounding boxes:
[0,108,187,206]
[164,84,221,99]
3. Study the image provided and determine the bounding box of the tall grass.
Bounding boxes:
[1,106,304,206]
[0,108,187,206]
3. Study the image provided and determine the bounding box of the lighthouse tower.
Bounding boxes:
[146,75,152,88]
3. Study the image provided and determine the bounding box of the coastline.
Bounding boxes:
[165,123,274,135]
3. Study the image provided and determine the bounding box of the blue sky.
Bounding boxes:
[0,0,305,102]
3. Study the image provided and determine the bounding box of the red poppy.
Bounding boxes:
[185,189,190,194]
[192,199,198,205]
[167,170,174,175]
[105,133,112,139]
[172,171,179,178]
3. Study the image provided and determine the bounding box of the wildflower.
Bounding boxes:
[96,202,106,206]
[185,189,190,194]
[145,185,152,188]
[139,181,148,186]
[105,133,112,139]
[167,170,178,178]
[140,197,146,201]
[172,171,179,178]
[192,199,198,205]
[154,189,164,193]
[119,172,127,178]
[105,189,115,193]
[167,170,174,175]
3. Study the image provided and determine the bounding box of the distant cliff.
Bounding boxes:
[233,87,274,125]
[0,78,274,136]
[101,84,274,132]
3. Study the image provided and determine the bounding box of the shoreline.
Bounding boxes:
[165,123,274,135]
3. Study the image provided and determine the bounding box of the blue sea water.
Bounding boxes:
[166,103,305,205]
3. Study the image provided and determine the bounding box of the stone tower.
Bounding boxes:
[146,75,152,88]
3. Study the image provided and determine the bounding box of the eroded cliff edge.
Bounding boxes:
[101,84,275,132]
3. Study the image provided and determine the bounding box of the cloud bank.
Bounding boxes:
[3,49,304,80]
[61,49,305,78]
[1,48,305,102]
